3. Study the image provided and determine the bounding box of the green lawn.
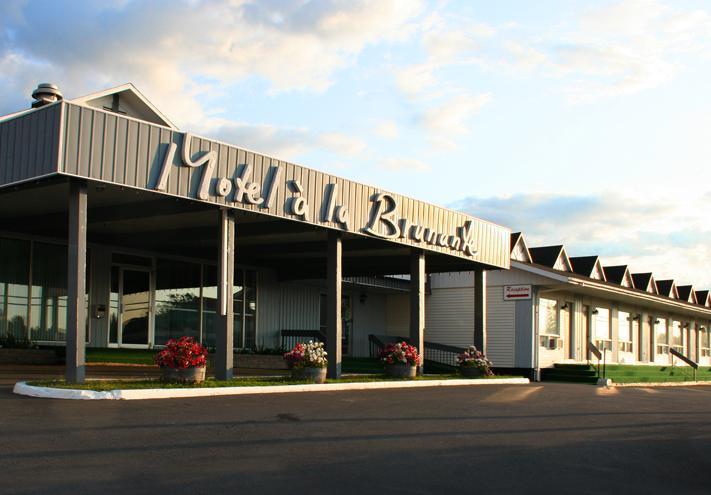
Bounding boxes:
[599,364,711,383]
[86,348,157,365]
[28,373,511,392]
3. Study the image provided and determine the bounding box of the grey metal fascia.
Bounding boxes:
[510,260,571,283]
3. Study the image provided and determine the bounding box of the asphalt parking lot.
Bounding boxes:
[2,382,711,495]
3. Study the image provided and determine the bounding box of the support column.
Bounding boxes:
[640,311,649,363]
[326,230,342,379]
[215,209,235,381]
[66,181,88,384]
[410,250,425,372]
[474,268,487,352]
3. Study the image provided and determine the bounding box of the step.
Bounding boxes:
[553,363,594,371]
[541,374,599,384]
[542,369,597,378]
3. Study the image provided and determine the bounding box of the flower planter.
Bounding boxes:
[291,367,327,384]
[160,366,206,384]
[460,366,483,378]
[384,364,417,379]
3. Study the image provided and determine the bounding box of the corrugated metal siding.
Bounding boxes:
[486,285,516,367]
[59,102,510,268]
[0,103,61,186]
[425,287,475,347]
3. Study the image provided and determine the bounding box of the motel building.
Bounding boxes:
[428,233,711,379]
[0,83,511,383]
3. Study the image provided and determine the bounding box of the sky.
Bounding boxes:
[1,0,710,288]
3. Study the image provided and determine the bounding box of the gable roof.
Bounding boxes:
[510,232,532,263]
[529,245,572,272]
[69,83,177,129]
[569,256,606,281]
[696,290,711,307]
[632,273,655,293]
[656,280,678,299]
[676,285,697,304]
[603,265,634,288]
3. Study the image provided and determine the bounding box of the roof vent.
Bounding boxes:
[31,83,63,108]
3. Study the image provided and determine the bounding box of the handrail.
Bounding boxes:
[588,341,603,379]
[588,341,602,360]
[367,334,464,369]
[670,348,698,381]
[280,329,327,350]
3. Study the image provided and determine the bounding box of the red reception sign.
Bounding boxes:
[504,285,532,301]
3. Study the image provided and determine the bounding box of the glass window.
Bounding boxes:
[655,318,668,353]
[618,311,631,342]
[154,259,201,345]
[200,266,257,350]
[319,294,353,355]
[30,243,68,342]
[594,307,610,340]
[700,329,710,356]
[538,298,558,336]
[671,321,683,350]
[201,265,217,348]
[243,270,257,349]
[0,238,30,340]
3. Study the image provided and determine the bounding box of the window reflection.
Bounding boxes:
[0,238,30,339]
[154,260,201,345]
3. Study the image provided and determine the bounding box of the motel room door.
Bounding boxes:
[109,266,153,348]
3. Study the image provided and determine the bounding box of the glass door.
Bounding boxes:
[109,266,152,347]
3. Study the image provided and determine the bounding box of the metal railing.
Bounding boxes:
[670,348,699,381]
[280,329,326,351]
[588,341,603,379]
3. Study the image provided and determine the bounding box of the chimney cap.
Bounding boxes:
[31,83,63,108]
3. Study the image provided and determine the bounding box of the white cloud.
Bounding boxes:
[0,0,425,122]
[394,62,439,97]
[379,157,429,172]
[206,120,366,162]
[452,191,711,288]
[318,132,367,156]
[375,120,400,139]
[420,92,491,148]
[504,41,548,72]
[550,0,711,102]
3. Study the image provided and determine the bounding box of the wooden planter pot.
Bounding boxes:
[160,366,206,384]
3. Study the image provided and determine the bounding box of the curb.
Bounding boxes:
[13,377,530,400]
[612,381,711,388]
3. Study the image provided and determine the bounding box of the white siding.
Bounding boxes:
[425,287,475,347]
[486,285,516,367]
[351,292,388,357]
[430,272,473,289]
[488,268,556,286]
[386,294,409,337]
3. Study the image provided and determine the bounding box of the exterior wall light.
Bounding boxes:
[592,308,599,315]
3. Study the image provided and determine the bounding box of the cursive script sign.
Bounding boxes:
[154,133,482,258]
